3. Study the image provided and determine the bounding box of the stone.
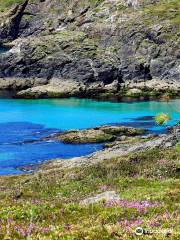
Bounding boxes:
[127,88,142,95]
[54,125,145,144]
[80,191,120,206]
[56,129,114,144]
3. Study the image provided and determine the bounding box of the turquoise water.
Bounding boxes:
[0,98,180,175]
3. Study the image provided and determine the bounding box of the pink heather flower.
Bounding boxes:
[134,219,142,225]
[27,223,33,235]
[104,199,157,212]
[63,224,70,231]
[20,228,26,237]
[7,218,13,224]
[14,226,19,231]
[120,219,142,232]
[163,212,169,221]
[60,208,65,214]
[149,219,159,227]
[154,214,161,219]
[100,185,108,191]
[32,199,41,205]
[41,227,49,233]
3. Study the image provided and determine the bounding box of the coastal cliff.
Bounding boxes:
[0,0,179,99]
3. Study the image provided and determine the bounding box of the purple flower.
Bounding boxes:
[27,223,33,236]
[60,208,65,214]
[31,199,41,205]
[163,212,169,221]
[120,219,142,232]
[41,227,49,233]
[100,185,108,191]
[149,219,159,227]
[63,224,70,231]
[104,199,158,212]
[20,228,26,237]
[7,218,13,225]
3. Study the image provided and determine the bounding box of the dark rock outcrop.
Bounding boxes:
[45,125,145,144]
[0,0,179,99]
[0,0,29,41]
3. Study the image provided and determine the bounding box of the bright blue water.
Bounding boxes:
[0,98,180,175]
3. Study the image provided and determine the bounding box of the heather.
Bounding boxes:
[0,148,179,239]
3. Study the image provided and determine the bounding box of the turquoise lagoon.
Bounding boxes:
[0,98,179,175]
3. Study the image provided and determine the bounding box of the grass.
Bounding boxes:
[143,0,180,24]
[0,0,24,12]
[0,148,179,239]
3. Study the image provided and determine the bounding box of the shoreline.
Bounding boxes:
[1,122,179,177]
[1,90,180,103]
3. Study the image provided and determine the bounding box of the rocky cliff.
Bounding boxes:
[0,0,179,99]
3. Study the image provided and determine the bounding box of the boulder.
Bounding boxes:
[80,191,120,206]
[55,125,145,144]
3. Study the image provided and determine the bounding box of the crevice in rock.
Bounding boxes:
[0,0,29,41]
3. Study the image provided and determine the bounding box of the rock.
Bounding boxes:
[55,125,145,144]
[45,123,180,169]
[80,191,120,206]
[56,129,114,144]
[16,79,86,98]
[125,79,180,92]
[0,0,179,98]
[100,125,145,136]
[0,0,29,41]
[0,77,48,94]
[127,88,142,95]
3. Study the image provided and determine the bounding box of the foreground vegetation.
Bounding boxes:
[0,148,179,239]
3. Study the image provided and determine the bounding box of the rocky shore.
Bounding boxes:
[49,125,145,144]
[39,123,180,171]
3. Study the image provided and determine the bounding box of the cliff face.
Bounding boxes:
[0,0,179,99]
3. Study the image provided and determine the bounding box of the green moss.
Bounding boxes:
[58,129,114,144]
[142,0,180,27]
[47,92,69,98]
[0,0,34,13]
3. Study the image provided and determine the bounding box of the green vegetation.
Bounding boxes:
[143,0,180,25]
[0,148,179,239]
[176,142,180,152]
[154,113,171,125]
[0,0,25,12]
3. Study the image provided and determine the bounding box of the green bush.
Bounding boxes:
[154,113,170,125]
[176,141,180,152]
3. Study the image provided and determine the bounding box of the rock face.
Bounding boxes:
[0,0,29,41]
[0,0,179,98]
[53,125,145,144]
